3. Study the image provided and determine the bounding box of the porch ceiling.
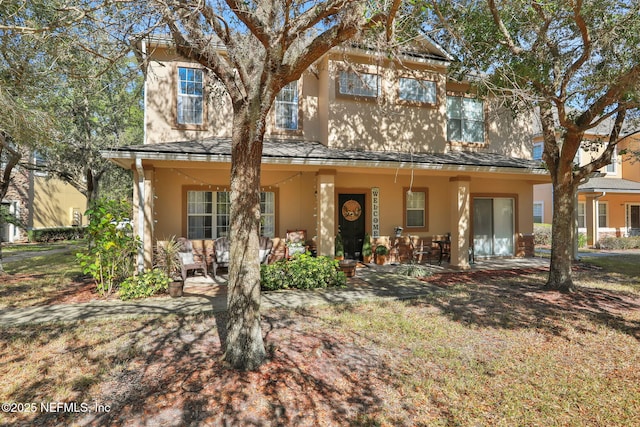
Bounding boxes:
[103,138,548,177]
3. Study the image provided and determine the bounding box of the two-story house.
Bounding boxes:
[533,122,640,246]
[1,152,86,242]
[105,35,549,270]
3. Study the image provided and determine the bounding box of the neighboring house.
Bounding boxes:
[105,35,549,270]
[1,152,87,242]
[532,124,640,246]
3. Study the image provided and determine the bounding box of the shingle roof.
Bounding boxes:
[579,177,640,193]
[104,138,547,174]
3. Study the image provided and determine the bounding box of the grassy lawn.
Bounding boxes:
[2,240,83,255]
[1,245,89,309]
[0,252,639,425]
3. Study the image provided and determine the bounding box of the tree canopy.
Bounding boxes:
[429,0,640,291]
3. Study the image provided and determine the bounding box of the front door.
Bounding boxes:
[339,193,366,260]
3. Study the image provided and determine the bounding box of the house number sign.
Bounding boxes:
[371,187,380,238]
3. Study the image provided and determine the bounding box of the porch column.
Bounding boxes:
[449,176,471,270]
[316,170,336,257]
[133,160,155,270]
[585,194,598,247]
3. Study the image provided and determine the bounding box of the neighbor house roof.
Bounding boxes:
[579,177,640,194]
[104,138,547,176]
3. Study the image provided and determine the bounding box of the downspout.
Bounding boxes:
[135,157,145,273]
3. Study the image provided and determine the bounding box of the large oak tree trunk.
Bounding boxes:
[222,102,267,370]
[545,180,578,292]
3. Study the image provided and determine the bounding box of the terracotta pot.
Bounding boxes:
[168,280,184,298]
[376,255,387,265]
[362,255,373,264]
[338,260,357,278]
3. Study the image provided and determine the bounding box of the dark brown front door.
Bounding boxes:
[339,193,365,260]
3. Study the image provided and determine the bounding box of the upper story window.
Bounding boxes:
[532,142,543,160]
[177,67,204,125]
[447,96,484,143]
[605,147,617,174]
[33,151,47,177]
[398,78,436,104]
[338,71,379,98]
[275,81,299,130]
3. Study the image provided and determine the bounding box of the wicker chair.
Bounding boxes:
[176,237,208,281]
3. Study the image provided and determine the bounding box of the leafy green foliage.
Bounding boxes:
[118,269,170,300]
[76,198,139,295]
[597,236,640,250]
[397,261,432,278]
[28,227,85,242]
[362,233,372,257]
[260,254,346,291]
[375,245,389,255]
[335,234,344,257]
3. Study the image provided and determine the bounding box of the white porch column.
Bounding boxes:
[133,160,155,270]
[449,176,471,270]
[316,170,336,257]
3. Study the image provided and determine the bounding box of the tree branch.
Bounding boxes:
[487,0,524,55]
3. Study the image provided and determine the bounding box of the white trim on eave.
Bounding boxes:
[102,150,549,177]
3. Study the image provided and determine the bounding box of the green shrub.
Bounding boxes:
[76,198,139,296]
[261,253,347,291]
[28,227,86,242]
[577,232,587,248]
[119,269,170,300]
[597,236,640,250]
[397,262,432,278]
[534,223,553,246]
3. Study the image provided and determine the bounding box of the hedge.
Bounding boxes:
[28,227,86,242]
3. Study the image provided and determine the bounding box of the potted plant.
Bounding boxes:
[362,233,373,263]
[155,236,184,297]
[375,244,389,265]
[335,233,344,260]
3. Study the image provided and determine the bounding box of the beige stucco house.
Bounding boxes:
[1,152,86,242]
[533,128,640,246]
[105,35,549,270]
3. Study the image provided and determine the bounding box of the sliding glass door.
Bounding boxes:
[473,197,514,257]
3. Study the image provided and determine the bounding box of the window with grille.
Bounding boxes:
[447,96,484,143]
[177,67,203,125]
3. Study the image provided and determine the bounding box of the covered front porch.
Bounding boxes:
[104,138,549,271]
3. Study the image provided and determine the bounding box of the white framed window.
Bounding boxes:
[577,202,585,228]
[533,201,544,223]
[532,142,543,160]
[447,96,484,143]
[187,190,275,239]
[605,147,617,174]
[260,192,275,237]
[275,81,298,130]
[598,202,608,228]
[405,190,426,228]
[177,67,204,125]
[398,78,436,104]
[338,71,379,98]
[33,151,48,177]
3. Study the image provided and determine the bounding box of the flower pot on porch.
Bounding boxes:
[375,255,387,265]
[338,259,357,278]
[168,280,184,298]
